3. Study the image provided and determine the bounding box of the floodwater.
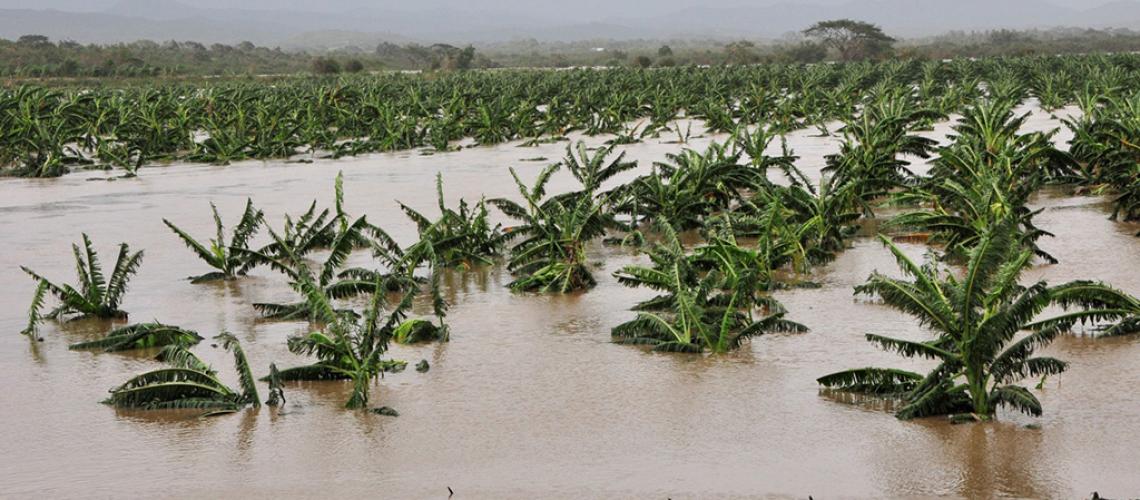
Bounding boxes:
[1,103,1138,499]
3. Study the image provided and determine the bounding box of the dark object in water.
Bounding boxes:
[371,406,399,417]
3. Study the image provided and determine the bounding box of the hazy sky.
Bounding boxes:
[0,0,1123,13]
[3,0,1134,44]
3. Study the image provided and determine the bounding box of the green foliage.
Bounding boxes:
[4,54,1140,179]
[615,143,759,231]
[399,173,507,269]
[491,163,618,293]
[612,220,807,353]
[69,323,202,352]
[275,268,431,409]
[239,173,413,320]
[104,336,259,414]
[819,220,1140,420]
[164,198,264,282]
[892,99,1076,261]
[21,234,143,336]
[1065,93,1140,225]
[823,92,941,211]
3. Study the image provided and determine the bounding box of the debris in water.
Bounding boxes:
[371,406,399,417]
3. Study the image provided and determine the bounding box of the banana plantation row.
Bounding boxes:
[0,53,1135,192]
[18,85,1140,421]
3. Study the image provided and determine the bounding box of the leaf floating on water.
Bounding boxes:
[371,406,399,417]
[416,360,430,373]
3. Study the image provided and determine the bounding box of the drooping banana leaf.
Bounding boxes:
[70,323,202,352]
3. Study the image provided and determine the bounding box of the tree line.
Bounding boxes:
[9,21,1140,79]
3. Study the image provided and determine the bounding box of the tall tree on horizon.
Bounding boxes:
[803,19,896,61]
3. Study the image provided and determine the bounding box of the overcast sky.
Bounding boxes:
[2,0,1134,45]
[0,0,1122,13]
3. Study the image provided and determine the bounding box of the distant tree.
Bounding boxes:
[633,55,653,68]
[990,29,1031,45]
[427,44,478,71]
[658,57,677,67]
[237,41,256,52]
[456,45,476,70]
[376,42,401,57]
[658,45,674,57]
[311,57,341,74]
[17,35,51,48]
[473,53,498,69]
[782,41,828,63]
[130,40,159,50]
[724,40,758,65]
[403,43,433,66]
[803,19,895,61]
[345,59,365,73]
[59,60,80,76]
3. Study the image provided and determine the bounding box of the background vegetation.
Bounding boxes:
[10,23,1140,79]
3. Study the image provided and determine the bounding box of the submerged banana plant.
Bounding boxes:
[818,219,1140,421]
[271,268,421,409]
[104,333,260,414]
[612,220,807,353]
[491,165,617,293]
[239,173,409,319]
[398,173,507,269]
[70,322,202,352]
[164,199,264,283]
[21,234,143,338]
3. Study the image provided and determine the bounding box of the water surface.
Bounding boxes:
[1,105,1138,498]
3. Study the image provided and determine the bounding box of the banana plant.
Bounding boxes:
[819,219,1140,421]
[612,221,806,353]
[69,322,202,353]
[164,199,265,283]
[556,141,638,200]
[21,234,143,338]
[272,267,430,409]
[399,173,507,268]
[239,221,407,321]
[490,165,617,293]
[103,334,260,414]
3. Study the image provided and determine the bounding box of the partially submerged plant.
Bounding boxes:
[491,165,617,293]
[818,219,1140,421]
[612,221,807,353]
[241,221,403,321]
[21,234,144,338]
[239,174,411,320]
[272,270,431,409]
[163,198,265,283]
[69,322,202,352]
[104,333,260,414]
[399,173,507,269]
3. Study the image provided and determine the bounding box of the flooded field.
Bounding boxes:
[2,104,1138,498]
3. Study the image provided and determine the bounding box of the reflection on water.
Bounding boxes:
[0,104,1137,498]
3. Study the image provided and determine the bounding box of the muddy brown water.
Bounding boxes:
[2,102,1139,498]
